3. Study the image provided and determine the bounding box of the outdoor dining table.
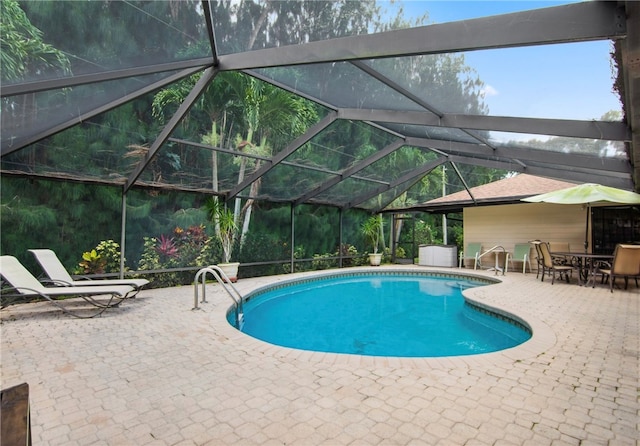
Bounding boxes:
[550,251,614,286]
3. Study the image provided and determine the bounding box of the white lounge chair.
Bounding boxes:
[1,255,135,318]
[29,249,148,295]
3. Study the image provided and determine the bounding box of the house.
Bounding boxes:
[414,174,640,268]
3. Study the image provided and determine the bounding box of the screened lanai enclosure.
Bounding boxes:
[1,1,639,284]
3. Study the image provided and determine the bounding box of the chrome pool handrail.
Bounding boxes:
[193,265,244,327]
[476,245,508,275]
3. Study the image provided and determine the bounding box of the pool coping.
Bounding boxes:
[211,266,556,370]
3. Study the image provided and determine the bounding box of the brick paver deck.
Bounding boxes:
[1,266,638,445]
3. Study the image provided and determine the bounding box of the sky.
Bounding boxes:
[379,1,621,123]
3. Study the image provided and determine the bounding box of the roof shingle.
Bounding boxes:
[406,174,578,213]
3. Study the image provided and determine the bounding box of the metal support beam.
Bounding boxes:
[2,67,204,156]
[446,152,631,184]
[339,109,630,142]
[450,162,476,205]
[445,154,634,189]
[406,137,632,176]
[225,112,338,200]
[1,58,213,98]
[294,139,405,204]
[246,69,337,111]
[219,2,625,70]
[339,208,344,268]
[350,61,443,117]
[348,157,448,209]
[120,194,127,279]
[290,204,295,273]
[124,67,218,192]
[375,159,453,212]
[349,61,496,146]
[201,0,220,67]
[168,136,389,185]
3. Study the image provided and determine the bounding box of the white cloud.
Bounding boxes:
[480,84,498,98]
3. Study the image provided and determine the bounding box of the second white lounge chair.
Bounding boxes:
[29,249,149,295]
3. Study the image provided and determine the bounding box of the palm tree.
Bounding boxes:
[153,71,318,246]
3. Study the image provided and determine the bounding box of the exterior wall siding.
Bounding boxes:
[461,202,587,270]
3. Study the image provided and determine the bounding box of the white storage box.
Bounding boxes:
[418,245,458,267]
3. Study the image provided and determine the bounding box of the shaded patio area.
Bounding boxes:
[1,266,638,445]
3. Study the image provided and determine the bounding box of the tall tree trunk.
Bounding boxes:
[240,176,261,244]
[246,4,270,50]
[241,199,253,244]
[234,128,253,229]
[395,218,403,251]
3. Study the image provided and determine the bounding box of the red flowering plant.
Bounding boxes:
[155,234,179,262]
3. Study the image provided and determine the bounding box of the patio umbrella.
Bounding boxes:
[522,183,640,251]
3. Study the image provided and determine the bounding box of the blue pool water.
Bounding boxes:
[230,273,531,357]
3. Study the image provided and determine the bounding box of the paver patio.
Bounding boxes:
[1,266,638,445]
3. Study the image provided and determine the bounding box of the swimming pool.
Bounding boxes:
[228,271,531,357]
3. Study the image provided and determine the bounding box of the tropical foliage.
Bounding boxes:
[0,0,70,82]
[1,1,512,286]
[77,250,106,275]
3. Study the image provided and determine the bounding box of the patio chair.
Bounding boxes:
[508,243,533,274]
[596,244,640,292]
[548,241,572,266]
[0,256,135,318]
[29,249,148,295]
[537,242,574,284]
[548,241,570,253]
[459,243,482,269]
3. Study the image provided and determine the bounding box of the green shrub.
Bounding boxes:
[95,239,123,272]
[195,237,222,267]
[75,239,123,274]
[311,252,338,270]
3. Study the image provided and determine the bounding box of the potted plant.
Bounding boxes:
[361,214,383,266]
[205,197,240,282]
